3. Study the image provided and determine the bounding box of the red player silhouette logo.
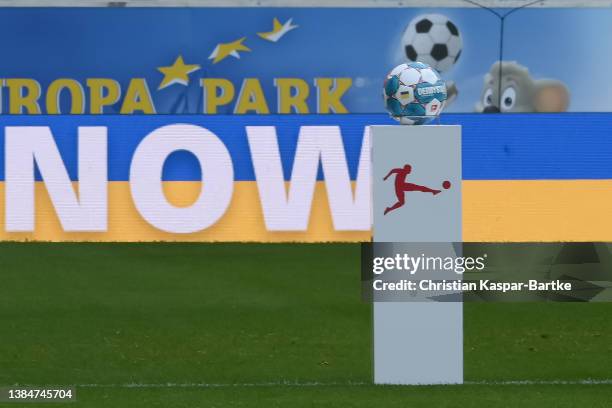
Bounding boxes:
[383,164,451,215]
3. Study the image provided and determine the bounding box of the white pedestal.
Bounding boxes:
[371,125,463,385]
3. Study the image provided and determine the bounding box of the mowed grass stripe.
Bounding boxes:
[2,384,612,408]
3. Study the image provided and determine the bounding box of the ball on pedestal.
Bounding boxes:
[383,61,448,125]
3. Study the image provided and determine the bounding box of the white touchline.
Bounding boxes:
[12,379,610,389]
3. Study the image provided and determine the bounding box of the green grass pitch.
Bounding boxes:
[0,243,611,407]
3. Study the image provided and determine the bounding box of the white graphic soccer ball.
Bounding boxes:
[401,14,462,73]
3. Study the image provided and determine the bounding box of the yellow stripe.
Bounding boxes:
[463,180,612,242]
[0,180,609,242]
[0,181,368,242]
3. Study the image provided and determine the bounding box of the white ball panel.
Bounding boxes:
[428,24,451,44]
[420,68,439,85]
[401,27,416,45]
[411,33,434,55]
[395,84,415,105]
[389,63,409,77]
[399,67,421,86]
[422,14,448,25]
[447,35,462,57]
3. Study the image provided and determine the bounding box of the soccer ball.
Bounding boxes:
[383,61,447,125]
[401,14,462,73]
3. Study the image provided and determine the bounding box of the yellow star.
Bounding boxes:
[157,55,201,90]
[208,37,251,64]
[258,18,298,42]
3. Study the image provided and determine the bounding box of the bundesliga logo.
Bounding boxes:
[382,164,451,215]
